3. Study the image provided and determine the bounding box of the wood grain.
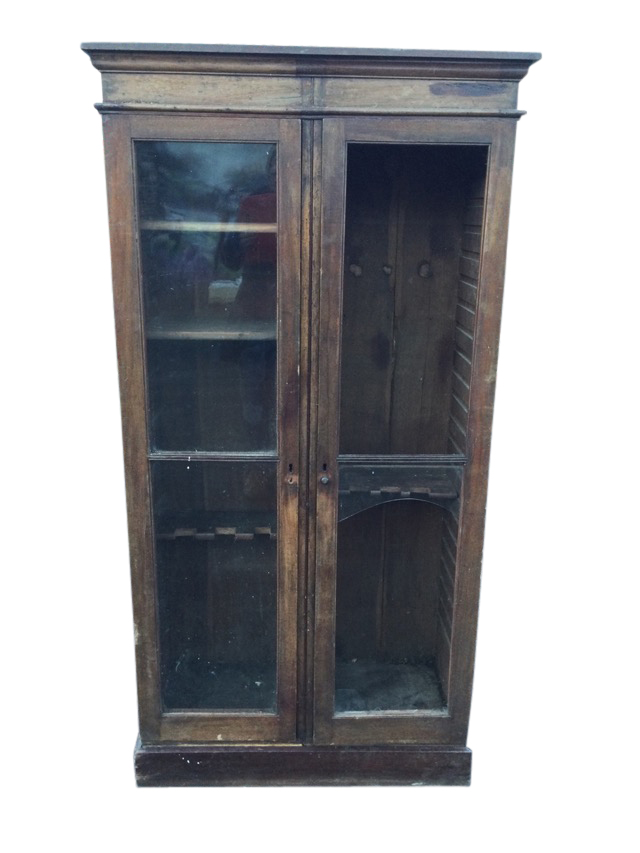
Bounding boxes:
[84,42,539,85]
[100,72,518,115]
[103,112,162,741]
[446,119,519,739]
[312,116,517,746]
[135,740,472,786]
[88,44,538,783]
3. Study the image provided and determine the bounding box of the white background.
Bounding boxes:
[3,3,638,851]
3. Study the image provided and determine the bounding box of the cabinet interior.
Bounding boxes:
[152,460,278,711]
[136,138,490,719]
[340,143,488,456]
[335,143,487,713]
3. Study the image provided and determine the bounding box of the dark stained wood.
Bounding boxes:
[83,44,539,117]
[135,741,472,786]
[312,115,519,747]
[335,508,385,659]
[304,118,324,743]
[88,44,537,784]
[103,111,162,742]
[103,111,303,745]
[340,145,483,456]
[340,146,394,452]
[276,117,303,739]
[379,502,442,660]
[386,150,460,455]
[312,117,347,744]
[448,171,487,455]
[335,502,443,662]
[436,507,459,703]
[296,119,314,743]
[446,119,519,740]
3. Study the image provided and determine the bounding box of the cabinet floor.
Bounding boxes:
[335,658,445,713]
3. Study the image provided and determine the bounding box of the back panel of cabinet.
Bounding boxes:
[340,144,488,455]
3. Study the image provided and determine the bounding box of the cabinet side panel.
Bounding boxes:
[102,113,161,738]
[448,120,518,739]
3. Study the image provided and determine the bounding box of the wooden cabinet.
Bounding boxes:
[83,43,539,786]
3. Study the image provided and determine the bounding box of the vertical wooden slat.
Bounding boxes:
[313,118,347,743]
[435,510,458,702]
[305,119,324,741]
[447,171,487,455]
[437,163,487,701]
[275,118,302,740]
[297,118,322,741]
[296,119,313,742]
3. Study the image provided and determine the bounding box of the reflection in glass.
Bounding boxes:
[146,339,276,452]
[153,461,277,711]
[136,142,278,451]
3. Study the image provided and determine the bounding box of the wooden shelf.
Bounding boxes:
[337,466,461,521]
[146,317,276,341]
[339,486,458,499]
[338,486,458,522]
[141,220,277,233]
[156,510,277,542]
[338,464,462,494]
[338,486,458,500]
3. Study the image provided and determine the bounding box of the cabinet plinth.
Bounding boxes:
[84,42,539,786]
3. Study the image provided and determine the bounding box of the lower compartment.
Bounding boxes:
[335,658,444,713]
[335,500,456,713]
[134,740,471,786]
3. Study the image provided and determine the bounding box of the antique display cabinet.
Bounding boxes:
[83,43,539,786]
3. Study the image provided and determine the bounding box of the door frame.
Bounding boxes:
[103,113,302,743]
[311,116,518,745]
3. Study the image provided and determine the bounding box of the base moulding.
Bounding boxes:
[134,740,472,786]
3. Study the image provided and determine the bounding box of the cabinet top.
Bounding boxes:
[82,43,540,59]
[82,42,539,75]
[83,43,539,116]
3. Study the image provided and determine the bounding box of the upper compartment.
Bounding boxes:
[340,143,488,457]
[81,44,540,116]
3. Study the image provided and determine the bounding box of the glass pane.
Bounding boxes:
[335,500,454,714]
[340,144,488,455]
[152,460,277,711]
[136,142,277,452]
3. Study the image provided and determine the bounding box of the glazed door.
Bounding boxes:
[104,115,301,742]
[312,117,516,744]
